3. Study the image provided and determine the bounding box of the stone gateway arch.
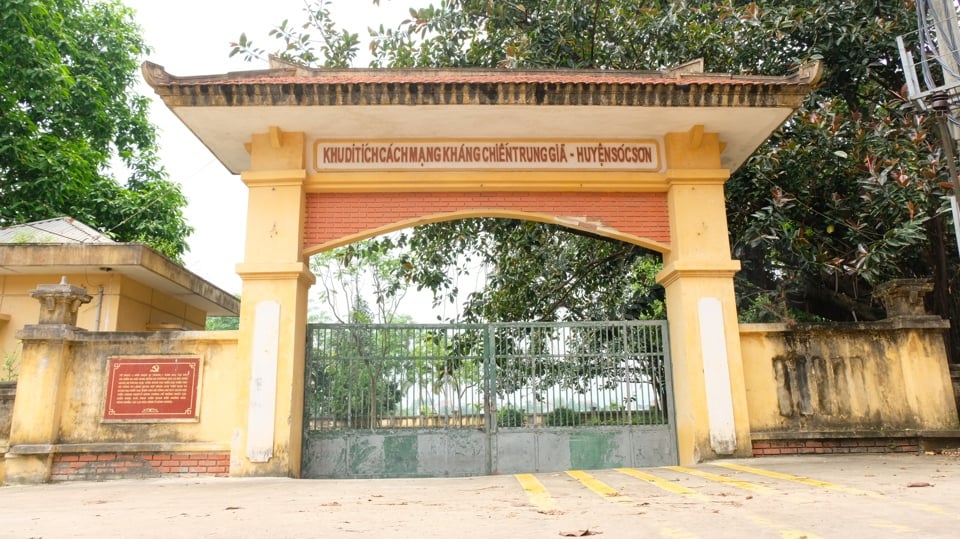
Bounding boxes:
[142,60,820,477]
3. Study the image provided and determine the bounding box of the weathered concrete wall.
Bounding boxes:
[4,328,240,483]
[0,381,15,482]
[740,318,960,447]
[304,426,676,478]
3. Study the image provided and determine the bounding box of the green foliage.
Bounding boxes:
[388,219,665,323]
[496,406,525,428]
[311,238,411,323]
[2,346,20,381]
[587,408,666,426]
[305,302,410,429]
[229,0,359,67]
[10,231,53,243]
[544,407,580,427]
[0,0,191,260]
[205,316,240,330]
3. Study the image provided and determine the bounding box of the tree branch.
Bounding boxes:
[588,0,602,67]
[537,245,635,320]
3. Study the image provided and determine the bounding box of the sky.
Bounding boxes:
[122,0,426,296]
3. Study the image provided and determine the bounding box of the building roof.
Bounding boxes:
[0,219,239,317]
[0,217,113,244]
[143,60,821,174]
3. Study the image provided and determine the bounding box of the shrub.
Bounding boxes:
[544,407,581,426]
[497,406,526,428]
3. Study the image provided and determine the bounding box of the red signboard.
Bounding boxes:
[103,356,201,421]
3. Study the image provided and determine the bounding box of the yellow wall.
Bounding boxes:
[740,322,960,434]
[3,329,240,483]
[0,274,209,378]
[56,332,241,445]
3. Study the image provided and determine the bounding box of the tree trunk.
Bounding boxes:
[926,214,959,365]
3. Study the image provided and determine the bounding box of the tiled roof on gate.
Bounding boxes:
[142,59,822,109]
[149,69,810,87]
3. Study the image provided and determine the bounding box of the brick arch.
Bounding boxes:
[303,191,670,256]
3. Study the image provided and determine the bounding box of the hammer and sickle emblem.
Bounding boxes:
[150,364,160,373]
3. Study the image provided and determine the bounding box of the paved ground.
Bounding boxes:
[2,453,959,538]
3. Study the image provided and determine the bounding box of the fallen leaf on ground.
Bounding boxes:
[538,509,564,515]
[559,529,602,536]
[224,506,242,511]
[907,482,933,488]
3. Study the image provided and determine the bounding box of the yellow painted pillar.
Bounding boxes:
[657,126,752,464]
[4,281,91,484]
[233,128,315,477]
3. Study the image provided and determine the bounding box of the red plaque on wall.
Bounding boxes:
[103,356,201,422]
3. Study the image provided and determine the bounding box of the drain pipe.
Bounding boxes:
[94,285,104,331]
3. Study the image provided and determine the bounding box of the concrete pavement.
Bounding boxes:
[2,453,959,538]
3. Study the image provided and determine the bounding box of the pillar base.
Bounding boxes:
[3,449,52,484]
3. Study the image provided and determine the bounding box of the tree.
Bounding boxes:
[306,298,407,429]
[239,1,960,361]
[0,0,192,260]
[206,315,240,330]
[305,240,415,429]
[228,0,359,67]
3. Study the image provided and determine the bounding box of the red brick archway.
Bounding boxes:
[303,191,670,255]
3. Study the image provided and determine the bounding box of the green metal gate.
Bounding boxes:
[302,321,676,478]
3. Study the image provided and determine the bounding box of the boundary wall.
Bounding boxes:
[2,313,239,483]
[2,281,958,482]
[740,307,960,457]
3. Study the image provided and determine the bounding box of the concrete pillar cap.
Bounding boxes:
[28,277,93,326]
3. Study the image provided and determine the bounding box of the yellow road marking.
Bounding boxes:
[901,500,952,516]
[616,467,697,495]
[868,520,914,533]
[666,466,777,494]
[565,470,633,503]
[591,468,817,538]
[660,527,699,538]
[711,462,871,495]
[745,515,823,539]
[712,462,953,518]
[514,473,557,511]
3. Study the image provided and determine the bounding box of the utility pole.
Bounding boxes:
[899,0,960,254]
[931,0,960,256]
